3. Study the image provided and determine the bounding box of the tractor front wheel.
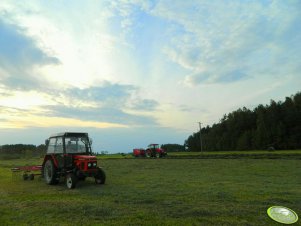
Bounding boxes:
[66,173,77,189]
[95,168,106,185]
[44,159,59,185]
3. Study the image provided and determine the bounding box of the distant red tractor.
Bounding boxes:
[42,132,106,189]
[133,144,167,158]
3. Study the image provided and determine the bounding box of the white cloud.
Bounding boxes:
[0,1,127,88]
[147,1,301,86]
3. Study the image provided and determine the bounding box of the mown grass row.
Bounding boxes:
[167,150,301,160]
[0,158,300,225]
[98,150,301,160]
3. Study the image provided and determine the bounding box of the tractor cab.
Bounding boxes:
[45,132,92,155]
[148,144,160,149]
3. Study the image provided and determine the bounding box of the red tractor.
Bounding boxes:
[42,132,106,189]
[133,144,167,158]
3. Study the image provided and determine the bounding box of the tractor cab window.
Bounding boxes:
[47,138,56,153]
[47,137,63,154]
[55,137,63,153]
[148,144,159,149]
[65,137,89,154]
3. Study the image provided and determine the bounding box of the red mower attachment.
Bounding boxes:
[133,148,146,157]
[11,165,42,180]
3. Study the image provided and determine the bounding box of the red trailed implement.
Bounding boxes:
[11,165,42,180]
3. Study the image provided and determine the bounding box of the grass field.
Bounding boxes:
[97,150,301,160]
[0,157,300,225]
[166,150,301,160]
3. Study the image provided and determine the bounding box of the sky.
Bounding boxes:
[0,0,300,153]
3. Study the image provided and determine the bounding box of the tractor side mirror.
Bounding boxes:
[89,138,93,145]
[45,139,49,146]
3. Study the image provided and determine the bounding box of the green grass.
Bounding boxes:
[0,157,300,225]
[166,150,301,160]
[169,150,301,155]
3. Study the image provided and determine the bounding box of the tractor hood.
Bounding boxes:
[73,155,97,161]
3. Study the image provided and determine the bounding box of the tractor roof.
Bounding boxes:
[49,132,89,138]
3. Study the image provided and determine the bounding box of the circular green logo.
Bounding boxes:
[267,206,298,224]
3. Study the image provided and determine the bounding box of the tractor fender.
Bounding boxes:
[42,154,59,169]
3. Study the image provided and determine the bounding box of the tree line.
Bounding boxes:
[0,144,46,158]
[185,92,301,151]
[161,144,185,152]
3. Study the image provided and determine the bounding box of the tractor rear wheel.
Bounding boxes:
[44,159,59,185]
[95,168,106,184]
[66,173,77,189]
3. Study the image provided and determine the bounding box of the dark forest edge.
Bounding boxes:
[185,91,301,152]
[0,144,46,159]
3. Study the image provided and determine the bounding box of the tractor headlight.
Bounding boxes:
[88,162,92,168]
[93,162,97,167]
